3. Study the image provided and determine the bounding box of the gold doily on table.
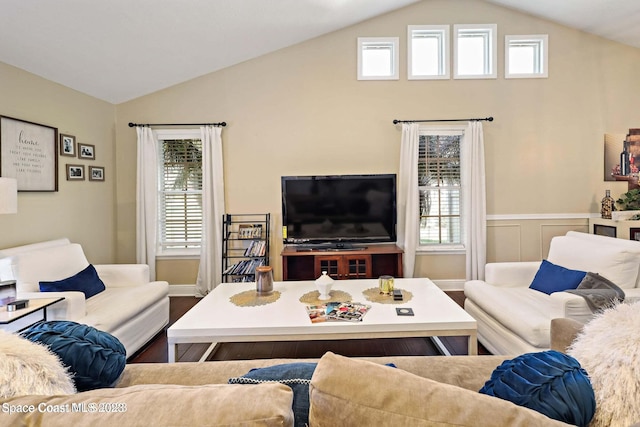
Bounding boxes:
[362,287,413,304]
[299,290,352,305]
[230,290,281,307]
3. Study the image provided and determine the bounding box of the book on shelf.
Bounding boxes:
[244,240,266,257]
[238,223,263,239]
[306,302,371,323]
[223,259,266,276]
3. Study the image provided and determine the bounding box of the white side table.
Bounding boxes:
[0,297,64,333]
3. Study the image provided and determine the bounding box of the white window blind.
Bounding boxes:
[158,138,203,251]
[418,131,462,246]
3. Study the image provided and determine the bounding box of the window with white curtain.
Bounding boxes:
[418,127,465,250]
[408,25,450,80]
[156,129,202,256]
[454,24,497,79]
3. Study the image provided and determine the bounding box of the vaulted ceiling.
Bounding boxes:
[1,0,638,104]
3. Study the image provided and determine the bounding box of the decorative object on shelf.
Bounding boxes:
[614,188,640,220]
[299,289,352,306]
[315,271,334,300]
[0,177,18,214]
[78,143,95,160]
[59,134,76,157]
[601,190,615,219]
[229,289,281,307]
[378,275,394,295]
[362,287,412,304]
[0,115,58,192]
[255,266,274,295]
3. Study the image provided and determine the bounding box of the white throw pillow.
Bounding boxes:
[0,330,75,397]
[568,301,640,427]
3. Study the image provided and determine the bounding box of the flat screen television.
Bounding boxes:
[281,174,397,248]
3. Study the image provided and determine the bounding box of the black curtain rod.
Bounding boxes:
[393,117,493,124]
[128,121,226,127]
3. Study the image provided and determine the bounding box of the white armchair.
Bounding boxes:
[464,232,640,355]
[0,238,169,357]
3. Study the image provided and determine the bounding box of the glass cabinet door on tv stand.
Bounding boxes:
[315,253,372,279]
[221,213,270,283]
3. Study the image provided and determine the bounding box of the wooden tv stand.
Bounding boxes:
[281,244,403,281]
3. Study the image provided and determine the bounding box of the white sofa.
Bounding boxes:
[464,231,640,355]
[0,238,169,357]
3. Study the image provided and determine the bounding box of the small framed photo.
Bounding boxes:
[89,166,105,181]
[78,143,95,160]
[630,228,640,241]
[66,164,85,181]
[59,134,76,157]
[593,224,616,238]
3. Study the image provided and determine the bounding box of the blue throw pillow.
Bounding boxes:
[21,321,126,392]
[229,362,315,427]
[229,361,396,427]
[39,264,106,299]
[479,350,595,427]
[529,259,586,295]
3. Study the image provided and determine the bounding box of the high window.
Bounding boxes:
[408,25,450,80]
[454,24,497,79]
[418,128,464,249]
[157,129,203,255]
[357,37,399,80]
[505,35,548,78]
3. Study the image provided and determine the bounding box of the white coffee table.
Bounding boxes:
[167,278,477,362]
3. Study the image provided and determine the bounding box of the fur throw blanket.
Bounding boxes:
[568,301,640,427]
[0,330,75,397]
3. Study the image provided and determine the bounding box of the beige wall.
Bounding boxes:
[116,0,640,283]
[0,62,116,263]
[4,0,640,285]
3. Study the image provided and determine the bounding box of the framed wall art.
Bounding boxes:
[78,143,95,160]
[89,166,105,181]
[59,133,76,157]
[0,115,58,191]
[66,164,85,181]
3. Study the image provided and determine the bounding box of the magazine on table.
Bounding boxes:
[306,302,371,323]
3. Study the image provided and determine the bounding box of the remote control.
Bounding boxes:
[393,289,403,301]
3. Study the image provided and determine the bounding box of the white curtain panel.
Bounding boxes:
[135,126,159,280]
[462,121,487,280]
[196,126,226,296]
[397,123,420,278]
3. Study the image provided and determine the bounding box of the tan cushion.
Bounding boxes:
[309,352,569,427]
[1,383,294,426]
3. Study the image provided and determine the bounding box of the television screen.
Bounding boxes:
[281,174,397,246]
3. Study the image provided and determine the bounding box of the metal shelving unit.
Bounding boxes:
[221,213,270,283]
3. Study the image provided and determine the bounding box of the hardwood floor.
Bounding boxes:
[127,292,490,364]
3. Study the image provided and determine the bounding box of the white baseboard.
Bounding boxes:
[431,279,465,292]
[168,284,197,297]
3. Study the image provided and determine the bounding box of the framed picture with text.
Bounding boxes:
[0,115,58,191]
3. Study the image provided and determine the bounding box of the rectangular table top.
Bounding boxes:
[168,278,476,342]
[0,297,63,325]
